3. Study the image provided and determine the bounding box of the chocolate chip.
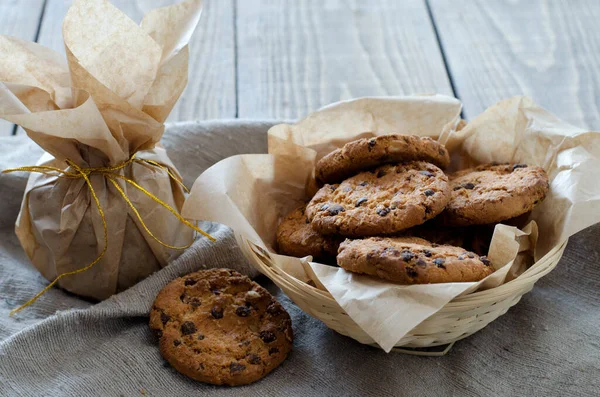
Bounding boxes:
[266,303,282,316]
[320,203,330,211]
[212,289,221,295]
[481,256,491,266]
[184,278,197,286]
[230,362,246,373]
[416,259,427,267]
[512,164,528,170]
[154,330,163,338]
[305,217,310,224]
[376,169,386,178]
[327,204,345,216]
[377,207,391,216]
[211,307,224,319]
[160,312,171,325]
[455,182,475,190]
[190,298,201,308]
[424,205,432,214]
[197,334,205,340]
[433,258,446,268]
[401,250,415,262]
[247,354,262,365]
[422,249,432,257]
[173,340,181,347]
[368,139,376,149]
[236,306,251,317]
[179,293,186,302]
[406,267,418,277]
[356,197,368,207]
[383,247,400,256]
[260,331,277,343]
[419,170,434,177]
[269,347,280,355]
[467,253,475,258]
[424,189,435,196]
[359,181,368,187]
[330,185,337,191]
[180,321,196,336]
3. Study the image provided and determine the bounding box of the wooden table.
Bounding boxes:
[1,0,599,136]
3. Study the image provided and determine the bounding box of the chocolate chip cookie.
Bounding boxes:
[306,162,451,237]
[337,237,494,284]
[149,269,293,386]
[315,134,450,183]
[276,204,341,261]
[443,163,549,226]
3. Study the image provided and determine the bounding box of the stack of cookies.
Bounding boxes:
[276,134,549,284]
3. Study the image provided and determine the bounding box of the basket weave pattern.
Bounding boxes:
[243,237,567,350]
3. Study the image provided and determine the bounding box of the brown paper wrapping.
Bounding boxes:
[0,0,202,300]
[182,94,600,352]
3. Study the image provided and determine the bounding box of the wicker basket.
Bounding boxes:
[240,236,567,355]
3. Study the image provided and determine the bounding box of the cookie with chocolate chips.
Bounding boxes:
[306,162,451,237]
[443,163,549,226]
[337,237,494,284]
[276,204,342,261]
[315,134,450,184]
[149,269,293,386]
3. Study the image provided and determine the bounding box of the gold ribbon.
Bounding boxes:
[2,154,214,315]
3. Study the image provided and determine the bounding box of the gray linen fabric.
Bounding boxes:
[0,121,599,397]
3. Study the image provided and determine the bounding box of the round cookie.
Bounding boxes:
[315,134,450,184]
[443,163,549,226]
[149,269,293,386]
[337,237,494,284]
[276,204,341,261]
[306,161,451,237]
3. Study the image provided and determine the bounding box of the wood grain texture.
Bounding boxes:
[0,0,46,136]
[236,0,454,119]
[36,0,236,121]
[429,0,600,129]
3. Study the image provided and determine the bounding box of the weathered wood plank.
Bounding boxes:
[236,0,454,119]
[429,0,600,129]
[0,0,46,136]
[36,0,236,121]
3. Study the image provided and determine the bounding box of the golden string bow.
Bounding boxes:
[2,154,214,315]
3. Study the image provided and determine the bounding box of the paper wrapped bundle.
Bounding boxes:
[182,95,600,352]
[0,0,204,301]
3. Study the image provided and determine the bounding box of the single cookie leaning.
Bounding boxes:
[315,134,450,184]
[337,237,494,284]
[276,204,341,261]
[443,163,549,226]
[149,269,293,386]
[306,162,451,237]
